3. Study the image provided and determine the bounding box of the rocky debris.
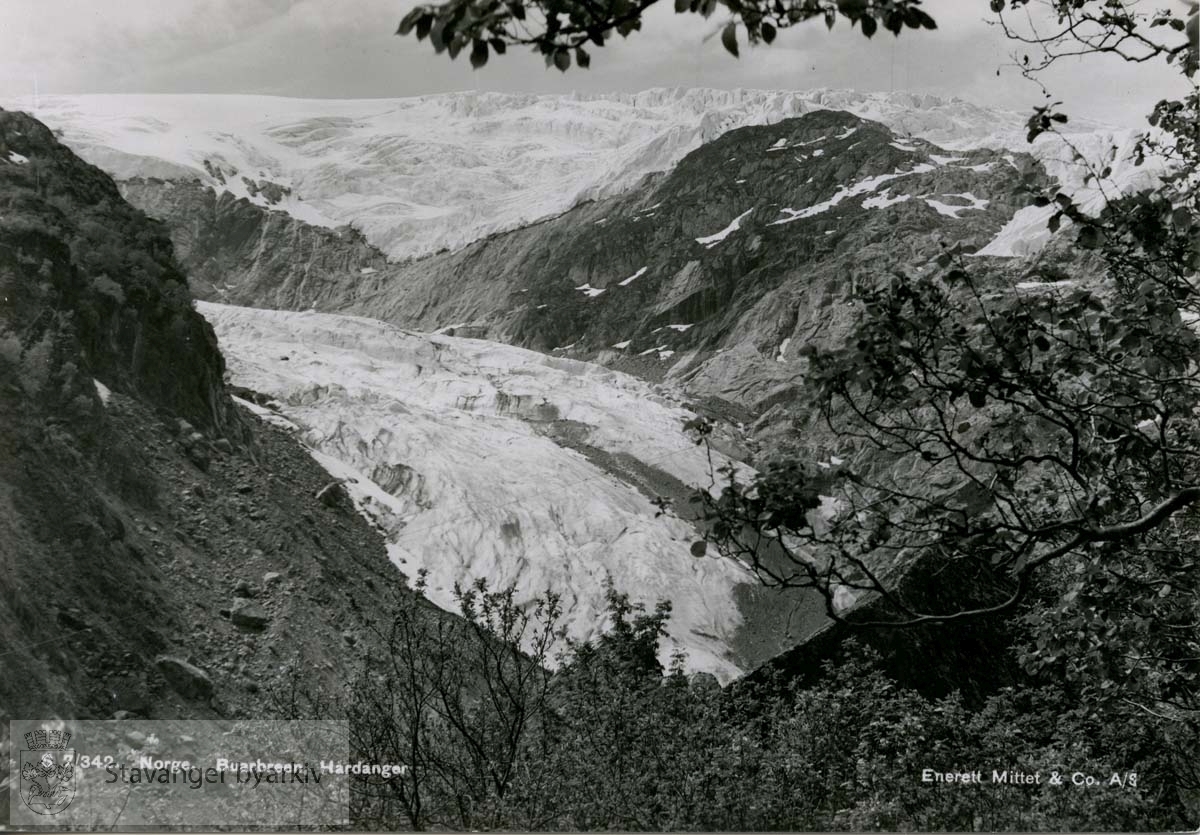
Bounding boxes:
[155,656,214,701]
[263,571,283,586]
[688,672,721,693]
[230,598,270,630]
[233,579,256,598]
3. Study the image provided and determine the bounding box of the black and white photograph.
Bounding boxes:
[0,0,1197,830]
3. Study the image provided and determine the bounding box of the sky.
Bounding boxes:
[0,0,1187,127]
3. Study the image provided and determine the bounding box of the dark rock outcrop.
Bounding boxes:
[0,109,457,719]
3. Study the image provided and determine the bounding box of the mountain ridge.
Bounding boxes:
[4,88,1129,262]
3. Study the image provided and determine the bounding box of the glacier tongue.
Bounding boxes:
[200,302,755,681]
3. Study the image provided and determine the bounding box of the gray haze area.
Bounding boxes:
[0,0,1185,127]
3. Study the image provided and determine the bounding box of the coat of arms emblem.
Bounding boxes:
[20,729,77,815]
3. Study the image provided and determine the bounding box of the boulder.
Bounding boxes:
[155,655,213,701]
[230,598,270,630]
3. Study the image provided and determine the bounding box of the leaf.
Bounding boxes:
[860,14,876,37]
[553,48,571,71]
[429,20,447,52]
[1034,334,1050,351]
[968,390,987,408]
[761,21,776,43]
[470,39,489,68]
[721,22,739,56]
[675,0,689,11]
[490,37,507,55]
[690,540,708,557]
[1048,213,1061,234]
[397,9,423,35]
[574,46,591,68]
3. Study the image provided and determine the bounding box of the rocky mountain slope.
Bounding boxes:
[0,109,455,719]
[5,89,1138,262]
[121,108,1063,420]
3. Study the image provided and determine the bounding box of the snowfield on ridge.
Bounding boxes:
[4,88,1149,262]
[200,302,759,681]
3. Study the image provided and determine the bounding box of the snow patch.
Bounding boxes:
[618,266,648,286]
[665,324,694,332]
[696,208,753,248]
[5,151,28,164]
[612,340,631,349]
[862,188,911,210]
[972,204,1058,257]
[576,283,606,298]
[93,379,111,405]
[1015,279,1077,291]
[771,164,935,225]
[923,192,989,218]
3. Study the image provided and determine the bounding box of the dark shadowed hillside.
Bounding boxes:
[0,109,449,719]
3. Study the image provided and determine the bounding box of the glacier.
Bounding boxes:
[200,302,761,682]
[4,88,1149,262]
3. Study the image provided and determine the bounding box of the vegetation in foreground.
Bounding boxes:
[276,579,1197,831]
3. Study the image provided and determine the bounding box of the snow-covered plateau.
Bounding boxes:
[200,302,760,681]
[4,89,1152,261]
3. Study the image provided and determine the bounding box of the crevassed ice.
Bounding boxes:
[200,302,757,682]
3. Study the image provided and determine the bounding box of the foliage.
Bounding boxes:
[396,0,936,71]
[277,581,1198,830]
[394,0,1195,75]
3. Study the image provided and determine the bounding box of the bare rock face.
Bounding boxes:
[117,180,387,309]
[0,109,241,436]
